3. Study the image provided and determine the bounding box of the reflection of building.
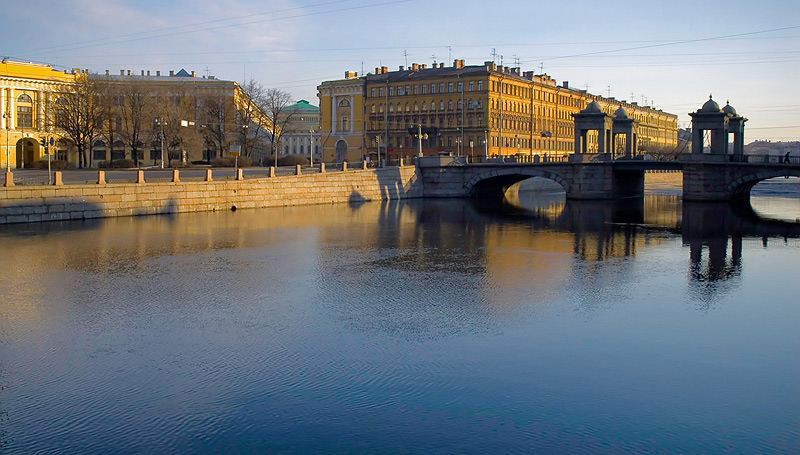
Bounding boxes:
[1,59,269,168]
[317,60,678,163]
[280,100,320,160]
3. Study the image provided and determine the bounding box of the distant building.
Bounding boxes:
[280,100,320,160]
[745,140,800,156]
[317,60,678,162]
[1,59,271,168]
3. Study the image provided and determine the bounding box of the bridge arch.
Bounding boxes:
[464,167,571,198]
[727,169,800,199]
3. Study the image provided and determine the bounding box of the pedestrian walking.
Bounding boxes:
[783,152,791,164]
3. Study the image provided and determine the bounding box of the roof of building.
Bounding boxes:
[287,99,318,112]
[700,95,720,112]
[583,101,603,113]
[722,101,737,115]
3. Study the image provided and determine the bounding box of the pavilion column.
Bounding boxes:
[692,128,703,154]
[8,88,15,129]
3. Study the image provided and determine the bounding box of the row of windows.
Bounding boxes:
[369,80,485,98]
[370,99,485,114]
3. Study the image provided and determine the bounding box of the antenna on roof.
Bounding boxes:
[447,46,452,63]
[403,50,408,67]
[540,62,544,74]
[431,54,437,66]
[491,48,497,64]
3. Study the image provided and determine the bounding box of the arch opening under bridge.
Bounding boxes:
[464,167,572,198]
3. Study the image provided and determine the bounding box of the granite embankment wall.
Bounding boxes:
[0,167,421,225]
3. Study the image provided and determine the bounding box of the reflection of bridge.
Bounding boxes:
[417,157,800,201]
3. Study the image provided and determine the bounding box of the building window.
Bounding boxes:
[469,81,474,91]
[448,101,453,110]
[371,88,376,97]
[422,85,427,95]
[448,82,454,93]
[413,85,419,94]
[439,83,444,93]
[439,101,444,110]
[405,85,410,95]
[379,87,384,96]
[431,84,436,94]
[389,87,394,96]
[457,82,463,92]
[17,106,33,128]
[478,81,484,91]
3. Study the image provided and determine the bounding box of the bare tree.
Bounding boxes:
[51,73,102,168]
[152,87,203,166]
[95,79,123,164]
[118,79,151,166]
[200,95,234,163]
[236,80,271,160]
[260,88,294,167]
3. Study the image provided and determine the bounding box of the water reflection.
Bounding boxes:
[1,190,799,454]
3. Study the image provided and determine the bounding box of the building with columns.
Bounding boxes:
[1,60,76,169]
[317,73,368,162]
[280,100,320,161]
[317,60,678,163]
[2,59,271,168]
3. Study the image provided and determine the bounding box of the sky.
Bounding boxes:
[3,0,799,142]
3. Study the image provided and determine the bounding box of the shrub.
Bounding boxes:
[31,160,73,170]
[211,156,252,167]
[277,154,309,167]
[108,159,136,168]
[169,159,191,168]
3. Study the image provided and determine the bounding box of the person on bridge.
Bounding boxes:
[783,152,791,164]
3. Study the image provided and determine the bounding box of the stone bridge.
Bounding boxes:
[416,156,800,201]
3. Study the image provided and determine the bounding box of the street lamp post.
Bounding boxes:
[415,124,428,158]
[308,128,314,167]
[157,118,166,168]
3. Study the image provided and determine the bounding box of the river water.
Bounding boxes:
[1,178,799,454]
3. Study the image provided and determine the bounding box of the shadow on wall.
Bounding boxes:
[375,167,422,201]
[0,197,181,226]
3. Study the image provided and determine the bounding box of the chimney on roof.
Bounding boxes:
[421,64,427,69]
[399,65,404,71]
[141,70,145,76]
[523,71,534,79]
[412,63,419,71]
[453,59,464,69]
[169,70,174,76]
[120,70,124,75]
[156,71,160,76]
[381,66,388,74]
[191,71,196,77]
[105,70,109,75]
[344,71,357,78]
[562,81,569,88]
[146,70,150,76]
[127,70,131,76]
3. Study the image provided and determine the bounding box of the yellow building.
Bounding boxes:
[1,60,76,170]
[318,60,678,163]
[1,59,271,169]
[317,72,368,162]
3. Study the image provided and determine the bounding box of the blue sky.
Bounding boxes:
[3,0,799,141]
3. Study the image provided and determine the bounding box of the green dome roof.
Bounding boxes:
[287,99,318,112]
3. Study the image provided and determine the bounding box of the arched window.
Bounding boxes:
[338,99,351,108]
[16,93,33,128]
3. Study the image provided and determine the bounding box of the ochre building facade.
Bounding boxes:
[318,60,677,162]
